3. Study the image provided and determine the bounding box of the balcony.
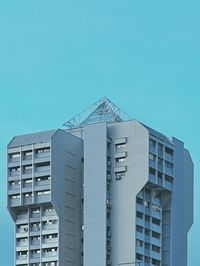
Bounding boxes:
[10,170,20,177]
[36,194,51,204]
[23,196,33,205]
[42,240,58,249]
[16,227,29,235]
[30,239,40,247]
[8,186,20,196]
[16,213,28,221]
[30,253,40,260]
[16,240,28,248]
[42,224,58,231]
[42,251,58,260]
[9,198,20,207]
[35,180,50,192]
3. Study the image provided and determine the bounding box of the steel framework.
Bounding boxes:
[63,97,132,129]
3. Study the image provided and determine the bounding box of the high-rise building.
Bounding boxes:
[7,97,194,266]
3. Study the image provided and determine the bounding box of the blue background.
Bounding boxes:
[0,1,199,265]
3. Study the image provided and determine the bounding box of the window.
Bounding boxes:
[36,148,50,154]
[145,256,150,263]
[136,225,143,233]
[165,175,173,183]
[37,190,50,196]
[24,165,32,170]
[165,147,173,157]
[145,229,150,236]
[136,211,143,219]
[152,204,161,212]
[158,158,163,171]
[24,151,32,157]
[11,180,20,186]
[116,143,126,149]
[115,172,125,180]
[24,193,32,198]
[149,168,156,175]
[144,201,150,208]
[152,231,160,239]
[136,239,143,247]
[136,197,143,205]
[32,208,40,214]
[136,253,143,261]
[11,153,20,158]
[152,258,161,266]
[36,176,50,182]
[150,139,156,149]
[145,215,150,222]
[152,245,160,253]
[116,157,125,163]
[11,167,20,172]
[31,236,40,241]
[158,143,163,156]
[11,194,20,199]
[24,179,32,184]
[44,206,54,212]
[152,217,160,226]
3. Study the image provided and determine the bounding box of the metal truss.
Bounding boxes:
[63,96,132,129]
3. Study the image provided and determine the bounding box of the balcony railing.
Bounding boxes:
[42,251,58,258]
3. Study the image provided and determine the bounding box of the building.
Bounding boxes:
[7,97,194,266]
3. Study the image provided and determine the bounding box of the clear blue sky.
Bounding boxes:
[0,0,199,265]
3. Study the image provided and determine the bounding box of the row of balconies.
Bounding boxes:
[8,164,50,179]
[9,148,50,164]
[8,178,51,195]
[16,250,58,262]
[9,193,51,207]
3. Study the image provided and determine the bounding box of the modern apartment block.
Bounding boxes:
[7,97,194,266]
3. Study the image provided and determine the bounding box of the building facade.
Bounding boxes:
[7,97,194,266]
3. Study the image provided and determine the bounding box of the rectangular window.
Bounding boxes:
[116,143,126,149]
[116,157,125,163]
[136,211,143,219]
[152,217,160,225]
[152,231,160,239]
[11,194,20,199]
[145,215,150,222]
[136,253,143,261]
[136,225,143,233]
[152,245,161,253]
[152,204,161,212]
[11,167,20,172]
[144,201,150,208]
[11,153,20,158]
[37,190,50,196]
[152,258,161,266]
[136,239,143,247]
[36,148,50,154]
[136,197,143,205]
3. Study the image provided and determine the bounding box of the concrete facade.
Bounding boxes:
[7,98,193,266]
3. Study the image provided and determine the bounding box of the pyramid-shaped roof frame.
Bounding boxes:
[63,97,132,129]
